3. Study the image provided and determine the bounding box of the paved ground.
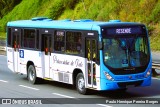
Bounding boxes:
[0,50,6,55]
[0,55,160,107]
[152,51,160,63]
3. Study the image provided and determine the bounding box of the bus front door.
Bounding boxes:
[86,38,97,89]
[42,35,52,78]
[12,29,20,73]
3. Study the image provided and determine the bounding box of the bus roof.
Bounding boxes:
[7,17,144,31]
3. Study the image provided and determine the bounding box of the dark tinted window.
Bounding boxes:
[7,28,11,46]
[66,32,82,54]
[36,30,39,49]
[23,29,35,48]
[54,31,65,51]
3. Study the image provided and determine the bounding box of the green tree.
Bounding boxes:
[0,0,22,18]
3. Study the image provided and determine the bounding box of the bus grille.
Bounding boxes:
[58,72,63,82]
[117,80,143,88]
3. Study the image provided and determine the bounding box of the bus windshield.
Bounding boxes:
[103,35,150,69]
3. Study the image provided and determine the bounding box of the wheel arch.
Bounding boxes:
[26,61,34,75]
[72,68,83,86]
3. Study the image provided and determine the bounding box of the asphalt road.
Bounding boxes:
[152,52,160,63]
[152,52,160,74]
[0,55,160,107]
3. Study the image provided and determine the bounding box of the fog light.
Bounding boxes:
[145,69,151,78]
[104,71,114,81]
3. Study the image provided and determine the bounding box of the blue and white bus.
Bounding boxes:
[7,17,152,94]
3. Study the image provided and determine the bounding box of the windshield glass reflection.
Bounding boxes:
[103,36,150,68]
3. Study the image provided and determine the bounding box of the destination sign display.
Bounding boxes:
[105,26,145,35]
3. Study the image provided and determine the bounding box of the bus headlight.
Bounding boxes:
[104,71,114,81]
[145,69,151,78]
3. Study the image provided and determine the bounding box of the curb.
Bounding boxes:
[0,46,6,51]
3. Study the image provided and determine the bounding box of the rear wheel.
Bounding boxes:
[28,65,39,84]
[76,73,88,95]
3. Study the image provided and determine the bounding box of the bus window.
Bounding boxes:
[92,39,97,61]
[66,32,82,54]
[12,32,20,50]
[54,31,65,52]
[103,36,149,68]
[36,30,39,50]
[23,29,36,49]
[7,28,12,46]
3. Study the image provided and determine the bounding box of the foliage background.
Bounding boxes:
[0,0,160,50]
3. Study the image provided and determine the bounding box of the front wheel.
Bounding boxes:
[28,65,39,84]
[76,73,88,95]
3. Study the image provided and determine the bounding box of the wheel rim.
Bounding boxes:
[29,68,35,81]
[78,77,85,91]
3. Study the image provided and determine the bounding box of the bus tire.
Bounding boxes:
[76,73,88,95]
[28,65,38,84]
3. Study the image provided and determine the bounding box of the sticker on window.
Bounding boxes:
[131,60,136,67]
[122,59,128,67]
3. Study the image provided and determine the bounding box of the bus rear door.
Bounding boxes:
[42,34,52,78]
[12,28,21,73]
[85,38,97,89]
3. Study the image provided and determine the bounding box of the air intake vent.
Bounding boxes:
[61,19,71,22]
[109,20,121,22]
[31,17,52,21]
[58,72,63,82]
[74,19,93,22]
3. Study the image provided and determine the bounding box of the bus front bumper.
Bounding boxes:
[100,76,151,90]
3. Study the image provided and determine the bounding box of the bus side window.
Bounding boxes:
[7,28,12,46]
[66,32,82,54]
[36,30,39,50]
[54,31,65,52]
[23,29,36,49]
[92,39,97,61]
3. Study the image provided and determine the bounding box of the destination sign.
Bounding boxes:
[105,26,145,35]
[116,28,131,34]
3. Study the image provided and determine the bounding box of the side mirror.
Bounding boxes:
[98,41,103,50]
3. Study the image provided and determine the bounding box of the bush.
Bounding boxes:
[149,1,160,23]
[49,0,65,19]
[0,0,160,50]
